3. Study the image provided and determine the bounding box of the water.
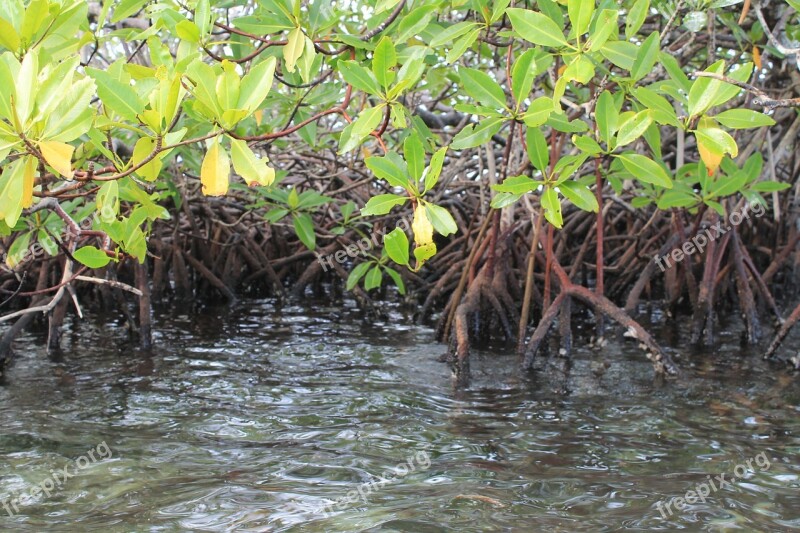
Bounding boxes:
[0,300,798,532]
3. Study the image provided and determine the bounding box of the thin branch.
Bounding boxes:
[692,71,800,108]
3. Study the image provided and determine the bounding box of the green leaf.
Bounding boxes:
[21,0,49,42]
[404,131,425,181]
[547,112,590,132]
[87,67,145,122]
[750,181,790,193]
[710,171,748,197]
[491,191,524,209]
[568,0,594,36]
[339,105,384,153]
[372,36,397,89]
[618,153,673,188]
[542,187,563,227]
[394,5,436,42]
[714,109,776,129]
[429,21,480,46]
[384,267,406,294]
[450,117,504,150]
[600,41,638,70]
[424,147,447,192]
[631,32,660,82]
[572,134,602,154]
[265,207,289,223]
[586,9,618,52]
[384,227,409,266]
[460,67,507,110]
[238,57,277,113]
[632,87,679,126]
[413,242,437,263]
[73,246,113,269]
[446,27,481,64]
[187,59,222,117]
[559,181,598,212]
[595,90,618,145]
[16,49,37,125]
[511,49,537,105]
[176,20,201,43]
[526,127,549,172]
[615,110,653,148]
[659,51,691,92]
[194,0,211,37]
[365,152,411,189]
[562,54,595,84]
[360,194,408,216]
[425,203,458,236]
[96,181,120,221]
[292,212,316,250]
[522,97,554,127]
[688,60,726,117]
[6,231,32,268]
[338,60,382,94]
[347,261,372,290]
[44,78,95,142]
[507,8,568,47]
[364,265,382,290]
[112,0,148,23]
[494,175,540,194]
[626,0,650,38]
[710,63,752,109]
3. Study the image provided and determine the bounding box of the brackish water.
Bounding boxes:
[0,301,798,532]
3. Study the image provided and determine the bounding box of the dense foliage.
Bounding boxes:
[0,0,798,360]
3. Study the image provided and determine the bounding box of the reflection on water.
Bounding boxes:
[0,300,798,532]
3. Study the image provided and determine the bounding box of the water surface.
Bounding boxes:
[0,301,798,531]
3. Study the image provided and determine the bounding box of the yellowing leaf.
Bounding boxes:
[698,140,723,176]
[200,138,230,196]
[132,137,163,181]
[283,27,305,73]
[22,155,35,208]
[0,158,25,227]
[752,45,762,70]
[696,117,738,175]
[230,138,274,187]
[39,141,74,178]
[412,204,434,246]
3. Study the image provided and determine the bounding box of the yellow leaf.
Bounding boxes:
[752,45,761,70]
[283,27,305,73]
[412,205,434,246]
[22,155,35,208]
[200,138,230,196]
[697,136,723,176]
[39,141,74,178]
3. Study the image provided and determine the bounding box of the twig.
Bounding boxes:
[73,276,143,296]
[692,71,800,108]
